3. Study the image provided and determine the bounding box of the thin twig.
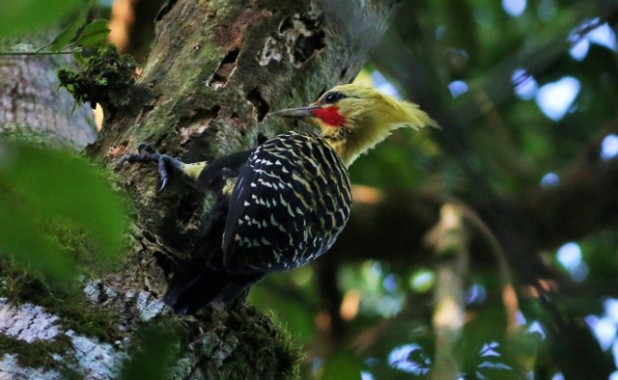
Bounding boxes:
[0,50,80,56]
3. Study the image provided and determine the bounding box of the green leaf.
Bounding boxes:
[72,51,87,65]
[0,141,128,281]
[49,2,93,52]
[0,0,83,37]
[0,195,74,280]
[74,19,110,49]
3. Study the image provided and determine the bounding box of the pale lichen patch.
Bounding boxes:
[67,330,125,380]
[136,291,166,321]
[0,354,63,380]
[0,298,60,344]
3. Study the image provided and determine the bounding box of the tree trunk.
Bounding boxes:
[0,1,397,378]
[0,51,96,148]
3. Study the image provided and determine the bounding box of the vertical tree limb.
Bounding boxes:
[426,204,469,380]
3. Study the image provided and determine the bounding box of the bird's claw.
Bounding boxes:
[157,156,170,191]
[116,143,174,191]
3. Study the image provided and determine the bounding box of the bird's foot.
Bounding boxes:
[117,144,184,191]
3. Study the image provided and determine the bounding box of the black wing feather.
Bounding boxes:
[222,132,351,274]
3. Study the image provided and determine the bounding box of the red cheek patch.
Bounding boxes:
[311,106,347,127]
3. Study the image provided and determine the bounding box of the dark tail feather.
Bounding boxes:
[163,262,262,315]
[163,265,227,315]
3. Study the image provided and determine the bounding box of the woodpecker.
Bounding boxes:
[119,84,435,314]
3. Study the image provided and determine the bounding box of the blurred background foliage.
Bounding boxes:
[0,141,128,288]
[2,0,618,379]
[253,0,618,378]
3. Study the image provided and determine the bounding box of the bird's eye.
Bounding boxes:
[323,92,345,104]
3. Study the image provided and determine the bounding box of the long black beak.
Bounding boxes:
[267,105,319,119]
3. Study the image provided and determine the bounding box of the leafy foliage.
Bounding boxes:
[57,46,137,110]
[0,140,128,284]
[0,0,83,37]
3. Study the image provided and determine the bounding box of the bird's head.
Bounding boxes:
[268,84,436,166]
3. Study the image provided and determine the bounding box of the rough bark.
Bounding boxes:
[0,0,397,378]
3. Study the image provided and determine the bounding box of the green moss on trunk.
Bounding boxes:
[0,334,78,377]
[0,262,120,342]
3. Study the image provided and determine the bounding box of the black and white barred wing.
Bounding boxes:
[222,132,352,274]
